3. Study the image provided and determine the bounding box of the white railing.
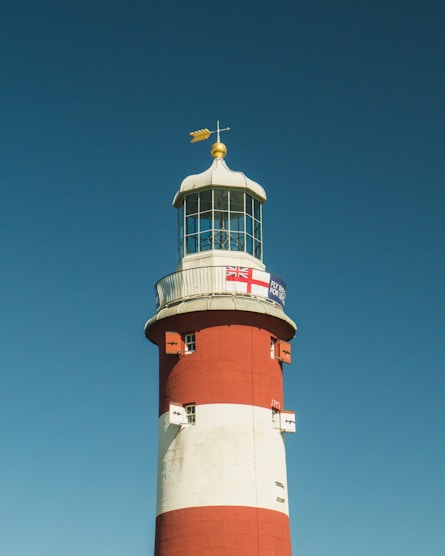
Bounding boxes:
[155,266,287,310]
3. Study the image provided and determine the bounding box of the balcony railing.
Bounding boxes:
[155,266,287,310]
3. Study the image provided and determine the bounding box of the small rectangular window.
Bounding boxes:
[272,408,280,429]
[270,338,277,359]
[184,333,196,353]
[184,404,196,424]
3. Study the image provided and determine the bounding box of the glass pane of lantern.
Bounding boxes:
[200,190,212,212]
[230,190,244,212]
[214,190,228,210]
[186,193,198,215]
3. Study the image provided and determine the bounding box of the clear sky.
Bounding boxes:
[1,1,444,555]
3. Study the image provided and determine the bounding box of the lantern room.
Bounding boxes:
[173,142,267,272]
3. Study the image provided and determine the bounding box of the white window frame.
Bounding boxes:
[184,403,196,424]
[270,338,277,359]
[184,333,196,353]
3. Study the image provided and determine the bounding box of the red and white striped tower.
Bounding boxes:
[145,127,297,555]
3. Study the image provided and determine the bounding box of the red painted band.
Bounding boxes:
[155,506,292,555]
[157,322,285,415]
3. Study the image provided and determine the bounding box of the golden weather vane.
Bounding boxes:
[189,120,231,143]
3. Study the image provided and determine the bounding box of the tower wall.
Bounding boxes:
[147,309,294,555]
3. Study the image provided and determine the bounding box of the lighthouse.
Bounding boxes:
[145,124,297,555]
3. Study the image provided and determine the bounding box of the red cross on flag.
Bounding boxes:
[225,266,271,297]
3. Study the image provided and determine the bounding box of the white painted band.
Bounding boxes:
[156,404,290,516]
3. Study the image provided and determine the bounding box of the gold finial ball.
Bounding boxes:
[211,141,227,159]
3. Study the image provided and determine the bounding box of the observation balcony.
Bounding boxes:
[155,265,287,311]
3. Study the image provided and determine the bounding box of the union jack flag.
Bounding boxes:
[226,266,249,279]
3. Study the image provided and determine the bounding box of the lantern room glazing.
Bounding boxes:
[177,188,263,261]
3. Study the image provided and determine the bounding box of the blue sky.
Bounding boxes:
[1,1,444,554]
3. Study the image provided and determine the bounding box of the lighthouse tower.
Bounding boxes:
[145,127,297,555]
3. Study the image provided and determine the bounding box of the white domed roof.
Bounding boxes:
[172,157,267,207]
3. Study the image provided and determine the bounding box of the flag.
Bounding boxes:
[225,266,270,297]
[268,274,287,307]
